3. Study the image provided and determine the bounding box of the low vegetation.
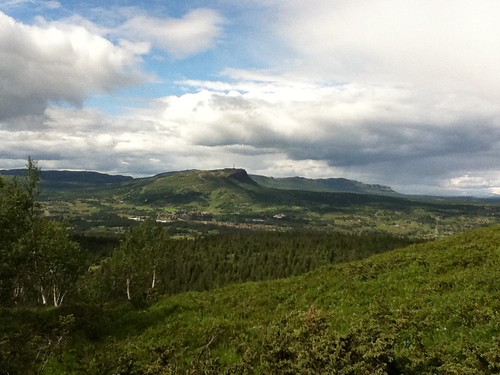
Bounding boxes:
[79,225,415,305]
[4,166,500,238]
[1,160,499,374]
[1,225,499,373]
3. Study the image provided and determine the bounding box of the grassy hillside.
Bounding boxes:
[0,169,132,190]
[251,174,397,195]
[5,225,498,373]
[121,168,261,208]
[4,167,500,237]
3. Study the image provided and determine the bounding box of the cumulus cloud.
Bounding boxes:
[0,11,148,122]
[128,73,500,193]
[0,6,224,123]
[115,8,224,58]
[2,74,500,194]
[444,174,500,196]
[185,0,500,194]
[176,77,500,156]
[0,105,292,177]
[272,0,500,99]
[1,2,500,196]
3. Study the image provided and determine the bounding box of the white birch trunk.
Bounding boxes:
[14,284,23,299]
[40,285,47,305]
[126,278,131,301]
[52,284,66,307]
[151,267,156,289]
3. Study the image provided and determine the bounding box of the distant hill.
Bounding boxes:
[251,174,398,195]
[0,167,395,195]
[0,167,407,214]
[0,169,133,189]
[115,168,416,214]
[4,167,500,236]
[118,168,261,207]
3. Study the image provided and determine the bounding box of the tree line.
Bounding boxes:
[0,158,84,307]
[80,224,414,305]
[0,159,414,308]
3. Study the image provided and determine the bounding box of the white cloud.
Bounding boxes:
[0,105,291,177]
[0,6,224,123]
[447,175,489,190]
[444,173,500,196]
[2,73,499,194]
[124,73,500,193]
[45,1,60,9]
[1,1,500,196]
[116,8,224,58]
[176,76,500,153]
[272,0,500,100]
[0,11,148,122]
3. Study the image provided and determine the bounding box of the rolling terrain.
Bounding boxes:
[3,225,499,373]
[2,167,500,238]
[250,174,397,195]
[101,225,500,373]
[2,163,500,373]
[0,168,133,189]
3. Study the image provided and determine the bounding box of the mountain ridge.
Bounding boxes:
[4,167,500,238]
[0,167,396,196]
[250,174,397,195]
[0,169,133,187]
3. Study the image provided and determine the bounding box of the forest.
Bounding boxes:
[0,159,414,308]
[1,160,499,374]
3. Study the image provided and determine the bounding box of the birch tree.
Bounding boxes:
[1,158,85,306]
[23,220,84,306]
[0,176,30,304]
[107,221,168,302]
[0,160,36,305]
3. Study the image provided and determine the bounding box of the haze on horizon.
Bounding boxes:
[1,0,499,196]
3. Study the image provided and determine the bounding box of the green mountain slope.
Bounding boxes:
[122,169,405,211]
[1,168,395,195]
[17,225,499,373]
[101,226,500,373]
[251,174,397,195]
[116,170,500,236]
[0,169,132,189]
[4,167,500,236]
[119,168,262,208]
[82,168,496,216]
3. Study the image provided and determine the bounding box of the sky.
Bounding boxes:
[1,0,500,196]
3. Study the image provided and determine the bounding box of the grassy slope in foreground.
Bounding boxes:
[64,225,500,374]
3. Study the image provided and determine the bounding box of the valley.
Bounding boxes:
[4,167,499,238]
[2,1,499,373]
[1,165,500,373]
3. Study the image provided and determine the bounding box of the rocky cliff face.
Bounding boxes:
[224,168,257,184]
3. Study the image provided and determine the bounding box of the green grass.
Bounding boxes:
[10,224,495,373]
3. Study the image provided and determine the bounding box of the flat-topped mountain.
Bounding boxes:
[0,169,132,189]
[3,167,500,237]
[0,167,394,195]
[250,174,397,195]
[119,168,261,206]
